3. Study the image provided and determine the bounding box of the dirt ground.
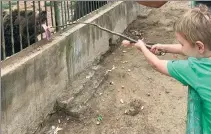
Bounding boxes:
[38,1,191,134]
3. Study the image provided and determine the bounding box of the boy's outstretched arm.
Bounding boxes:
[137,41,170,76]
[123,40,170,76]
[122,40,193,86]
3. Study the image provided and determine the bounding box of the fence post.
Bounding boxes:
[1,1,6,60]
[54,1,61,31]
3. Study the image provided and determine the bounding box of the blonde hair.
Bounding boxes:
[174,4,211,50]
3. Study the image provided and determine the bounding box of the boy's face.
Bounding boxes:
[175,32,205,57]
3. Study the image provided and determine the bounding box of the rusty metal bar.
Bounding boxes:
[1,1,6,60]
[84,1,87,18]
[50,1,54,27]
[75,1,78,19]
[97,1,99,11]
[17,1,23,50]
[70,1,73,22]
[94,1,96,11]
[60,1,64,29]
[24,1,30,46]
[90,1,93,12]
[33,1,37,43]
[44,1,48,26]
[81,1,84,18]
[9,1,15,55]
[38,1,43,39]
[94,1,96,10]
[87,1,90,18]
[54,1,61,31]
[64,1,67,28]
[67,1,70,21]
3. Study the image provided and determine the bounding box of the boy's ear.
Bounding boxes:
[195,41,205,54]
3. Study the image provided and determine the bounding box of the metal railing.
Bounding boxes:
[1,1,109,61]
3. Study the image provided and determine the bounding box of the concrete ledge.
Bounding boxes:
[1,2,151,134]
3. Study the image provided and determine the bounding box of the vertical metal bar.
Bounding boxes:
[61,1,64,29]
[50,1,54,27]
[75,1,78,19]
[90,1,93,13]
[33,1,37,42]
[95,1,97,11]
[81,1,84,18]
[97,1,99,10]
[1,1,6,59]
[54,1,61,31]
[24,1,30,46]
[9,1,15,54]
[87,1,90,17]
[38,1,43,39]
[64,1,67,27]
[67,1,70,21]
[99,1,101,9]
[92,1,95,11]
[44,1,48,26]
[17,1,23,50]
[70,1,73,22]
[79,1,83,19]
[83,1,87,17]
[94,1,96,11]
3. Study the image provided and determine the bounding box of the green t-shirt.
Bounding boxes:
[167,57,211,134]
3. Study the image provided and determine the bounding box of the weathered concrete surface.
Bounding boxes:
[54,65,109,119]
[1,2,151,134]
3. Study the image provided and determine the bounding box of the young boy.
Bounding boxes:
[122,5,211,134]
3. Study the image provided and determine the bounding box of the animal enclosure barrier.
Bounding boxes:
[1,1,109,61]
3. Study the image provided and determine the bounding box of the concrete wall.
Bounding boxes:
[1,2,151,134]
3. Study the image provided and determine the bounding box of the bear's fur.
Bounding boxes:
[1,9,47,60]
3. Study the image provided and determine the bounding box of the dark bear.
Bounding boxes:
[72,1,108,21]
[1,9,47,60]
[195,1,211,8]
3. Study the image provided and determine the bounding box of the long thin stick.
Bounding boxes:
[50,22,154,48]
[50,22,165,55]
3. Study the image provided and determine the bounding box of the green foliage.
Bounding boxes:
[44,1,51,7]
[2,1,17,9]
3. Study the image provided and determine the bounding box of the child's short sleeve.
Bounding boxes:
[167,60,194,86]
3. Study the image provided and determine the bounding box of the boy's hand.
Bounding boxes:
[134,39,146,48]
[121,39,146,47]
[122,40,169,76]
[122,40,146,52]
[150,44,163,55]
[121,40,134,47]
